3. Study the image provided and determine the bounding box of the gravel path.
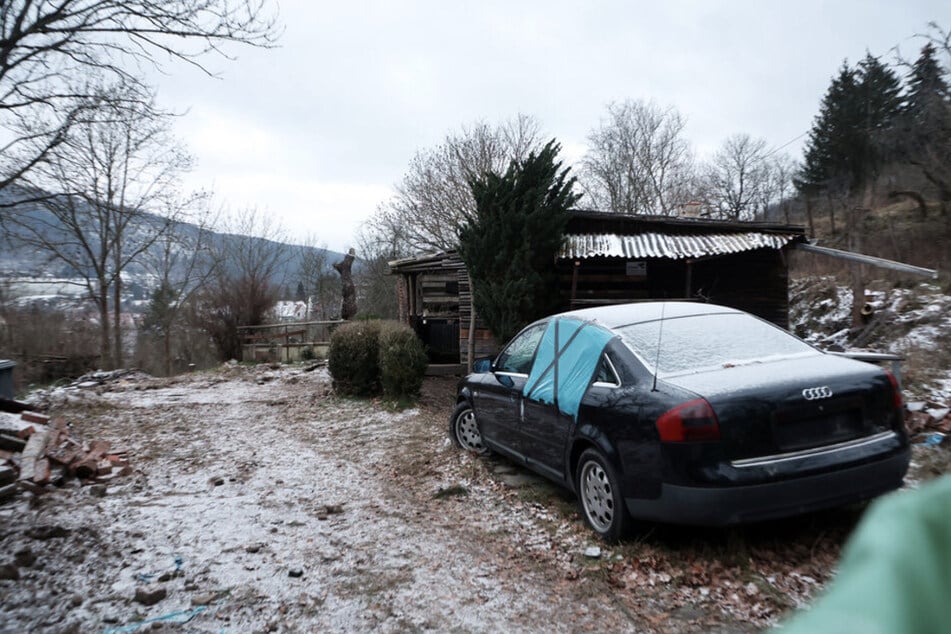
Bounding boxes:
[2,363,872,633]
[0,365,645,632]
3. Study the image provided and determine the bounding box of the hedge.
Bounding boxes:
[327,320,383,396]
[328,320,428,400]
[378,321,428,400]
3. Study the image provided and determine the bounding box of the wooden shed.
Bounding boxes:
[389,211,807,369]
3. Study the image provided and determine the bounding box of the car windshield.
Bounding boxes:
[616,312,819,377]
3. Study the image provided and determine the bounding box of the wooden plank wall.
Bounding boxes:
[556,259,651,308]
[419,272,460,317]
[687,248,790,328]
[457,269,498,366]
[556,248,790,328]
[395,247,791,367]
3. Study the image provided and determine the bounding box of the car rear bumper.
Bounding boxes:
[624,446,910,526]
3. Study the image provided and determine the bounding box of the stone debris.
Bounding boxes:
[70,369,155,389]
[0,402,132,503]
[133,584,168,606]
[14,547,36,568]
[190,592,217,606]
[906,399,951,443]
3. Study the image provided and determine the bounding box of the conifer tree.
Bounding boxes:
[799,55,902,193]
[905,43,950,121]
[855,53,903,179]
[459,140,580,343]
[799,63,859,191]
[893,43,951,200]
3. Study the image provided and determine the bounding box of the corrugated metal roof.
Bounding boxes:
[559,232,801,260]
[388,251,464,273]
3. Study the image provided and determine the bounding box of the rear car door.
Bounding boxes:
[520,353,620,480]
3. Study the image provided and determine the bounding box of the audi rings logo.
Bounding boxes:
[802,386,833,401]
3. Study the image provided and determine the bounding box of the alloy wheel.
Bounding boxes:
[454,408,486,453]
[580,459,614,533]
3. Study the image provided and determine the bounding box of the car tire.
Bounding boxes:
[576,448,629,542]
[449,402,489,455]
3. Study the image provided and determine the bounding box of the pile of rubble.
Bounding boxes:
[0,402,131,503]
[905,400,951,446]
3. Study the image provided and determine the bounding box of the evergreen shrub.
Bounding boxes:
[327,320,382,396]
[378,321,428,400]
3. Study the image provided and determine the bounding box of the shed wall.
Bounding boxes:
[556,248,790,328]
[392,239,795,366]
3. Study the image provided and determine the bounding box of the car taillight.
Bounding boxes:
[884,370,903,410]
[656,398,721,442]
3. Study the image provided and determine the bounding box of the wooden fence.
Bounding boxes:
[238,320,343,363]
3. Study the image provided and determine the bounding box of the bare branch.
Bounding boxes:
[0,0,280,191]
[362,115,546,256]
[580,99,696,215]
[4,81,193,367]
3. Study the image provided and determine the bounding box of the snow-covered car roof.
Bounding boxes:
[559,301,741,330]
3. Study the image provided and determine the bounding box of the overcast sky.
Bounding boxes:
[152,0,948,253]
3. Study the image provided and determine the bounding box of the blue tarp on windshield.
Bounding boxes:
[522,317,615,420]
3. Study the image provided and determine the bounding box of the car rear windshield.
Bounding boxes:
[616,312,819,377]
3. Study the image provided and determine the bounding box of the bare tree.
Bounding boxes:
[581,99,696,215]
[354,217,404,320]
[296,236,336,320]
[196,208,289,361]
[5,84,193,368]
[766,154,799,223]
[0,0,279,193]
[705,134,769,220]
[140,200,219,376]
[361,115,545,255]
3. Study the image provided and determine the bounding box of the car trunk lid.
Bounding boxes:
[660,354,897,459]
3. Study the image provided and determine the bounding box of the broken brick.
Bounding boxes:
[15,426,35,439]
[20,412,49,425]
[33,459,51,485]
[70,457,98,479]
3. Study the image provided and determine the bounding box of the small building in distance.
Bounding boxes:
[388,211,807,369]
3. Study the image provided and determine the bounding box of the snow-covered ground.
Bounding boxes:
[0,367,648,632]
[0,364,874,633]
[790,277,951,403]
[2,277,950,632]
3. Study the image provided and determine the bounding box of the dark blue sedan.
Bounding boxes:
[449,302,909,540]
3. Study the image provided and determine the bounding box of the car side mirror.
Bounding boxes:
[472,357,493,374]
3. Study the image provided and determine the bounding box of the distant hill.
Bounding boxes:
[0,187,346,310]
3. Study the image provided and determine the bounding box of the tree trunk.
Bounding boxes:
[97,281,112,369]
[805,196,815,238]
[849,212,864,331]
[827,193,836,235]
[113,275,123,368]
[333,248,358,320]
[164,328,172,377]
[850,183,873,331]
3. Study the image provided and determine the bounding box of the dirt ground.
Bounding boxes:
[0,363,920,633]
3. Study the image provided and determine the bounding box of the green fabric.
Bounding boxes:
[777,475,951,634]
